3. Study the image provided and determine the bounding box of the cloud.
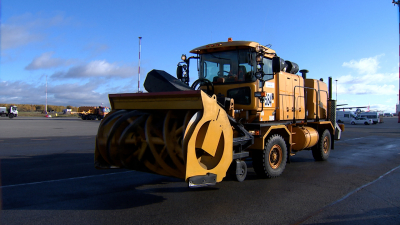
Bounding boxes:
[369,104,397,113]
[0,80,109,107]
[1,13,71,50]
[83,43,110,57]
[336,74,397,95]
[1,24,43,50]
[337,55,397,95]
[345,83,397,95]
[337,73,397,85]
[342,55,383,74]
[25,52,74,70]
[51,60,136,79]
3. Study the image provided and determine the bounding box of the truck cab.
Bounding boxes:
[0,106,18,118]
[178,39,328,124]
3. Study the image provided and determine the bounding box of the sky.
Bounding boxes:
[0,1,399,113]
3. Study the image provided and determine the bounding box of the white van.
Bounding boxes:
[336,111,357,123]
[359,112,380,124]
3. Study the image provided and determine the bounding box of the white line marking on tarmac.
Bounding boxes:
[329,164,400,205]
[292,164,400,225]
[1,171,135,189]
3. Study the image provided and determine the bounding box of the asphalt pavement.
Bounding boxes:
[0,116,399,224]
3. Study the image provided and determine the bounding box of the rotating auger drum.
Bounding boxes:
[95,90,234,187]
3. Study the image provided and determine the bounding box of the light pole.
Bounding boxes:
[335,79,338,101]
[138,37,142,93]
[393,1,400,117]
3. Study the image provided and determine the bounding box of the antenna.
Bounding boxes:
[138,37,142,93]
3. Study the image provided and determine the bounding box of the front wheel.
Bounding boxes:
[252,135,287,178]
[230,160,247,182]
[351,121,355,125]
[312,129,331,161]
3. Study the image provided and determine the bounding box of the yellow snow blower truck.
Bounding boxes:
[78,106,110,120]
[95,38,343,187]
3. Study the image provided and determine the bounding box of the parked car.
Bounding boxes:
[350,117,373,125]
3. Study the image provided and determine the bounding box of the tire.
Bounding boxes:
[9,114,14,119]
[351,121,355,125]
[235,161,247,182]
[252,135,287,178]
[337,120,342,123]
[364,122,369,125]
[312,129,331,161]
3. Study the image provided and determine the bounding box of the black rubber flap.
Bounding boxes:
[144,69,193,92]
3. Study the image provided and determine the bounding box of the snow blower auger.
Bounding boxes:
[95,71,236,187]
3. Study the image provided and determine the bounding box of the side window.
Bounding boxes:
[203,61,223,80]
[344,114,349,118]
[223,64,231,74]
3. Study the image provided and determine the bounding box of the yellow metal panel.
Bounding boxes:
[276,72,305,121]
[196,120,222,157]
[212,82,259,111]
[250,125,291,150]
[109,91,204,110]
[184,91,233,182]
[305,79,329,120]
[190,40,276,56]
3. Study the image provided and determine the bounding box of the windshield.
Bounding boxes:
[200,50,256,83]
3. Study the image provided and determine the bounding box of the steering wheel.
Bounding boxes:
[191,79,214,96]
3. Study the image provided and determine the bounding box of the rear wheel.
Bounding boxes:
[253,135,287,178]
[312,129,331,161]
[351,121,355,125]
[364,122,369,125]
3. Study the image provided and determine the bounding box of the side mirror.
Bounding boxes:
[176,65,183,79]
[272,57,286,73]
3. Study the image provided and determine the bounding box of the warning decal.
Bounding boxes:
[264,93,273,107]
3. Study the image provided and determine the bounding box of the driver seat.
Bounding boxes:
[238,66,246,81]
[213,76,225,84]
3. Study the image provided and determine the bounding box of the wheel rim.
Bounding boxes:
[269,144,282,169]
[323,136,329,154]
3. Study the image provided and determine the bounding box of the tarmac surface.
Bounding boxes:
[0,116,399,224]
